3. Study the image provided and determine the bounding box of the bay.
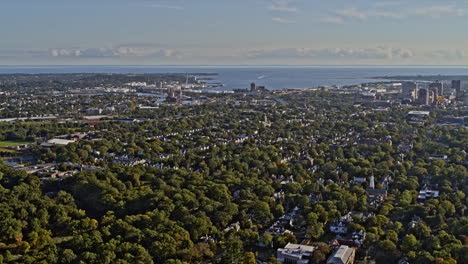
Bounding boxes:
[0,65,467,91]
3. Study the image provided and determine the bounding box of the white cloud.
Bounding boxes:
[5,43,468,65]
[272,17,295,23]
[335,8,368,20]
[411,5,465,18]
[247,46,415,60]
[49,45,182,59]
[425,49,465,60]
[329,4,465,22]
[333,8,402,21]
[268,0,298,12]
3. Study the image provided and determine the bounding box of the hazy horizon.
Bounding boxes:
[1,64,468,68]
[2,0,468,65]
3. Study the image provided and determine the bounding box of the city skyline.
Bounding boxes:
[1,0,468,65]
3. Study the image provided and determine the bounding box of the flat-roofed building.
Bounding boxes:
[277,243,315,264]
[41,138,75,147]
[407,111,430,124]
[327,245,356,264]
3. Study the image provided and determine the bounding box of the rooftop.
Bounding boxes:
[327,245,355,264]
[41,138,75,147]
[283,243,315,252]
[277,243,315,261]
[408,111,430,116]
[366,188,388,195]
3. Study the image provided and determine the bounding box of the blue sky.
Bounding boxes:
[1,0,468,65]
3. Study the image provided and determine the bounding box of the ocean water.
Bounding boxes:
[0,65,467,91]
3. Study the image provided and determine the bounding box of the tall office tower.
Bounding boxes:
[432,89,438,104]
[167,87,175,97]
[417,88,430,105]
[250,82,257,92]
[452,80,462,101]
[414,83,420,100]
[430,81,443,100]
[430,81,442,90]
[402,82,416,100]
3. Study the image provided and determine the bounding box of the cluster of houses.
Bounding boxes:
[437,115,468,127]
[111,154,150,166]
[260,193,373,264]
[266,207,301,237]
[416,175,441,203]
[273,210,370,264]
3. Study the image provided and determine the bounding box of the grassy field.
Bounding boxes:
[0,141,33,148]
[0,148,20,153]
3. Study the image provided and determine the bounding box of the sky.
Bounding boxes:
[1,0,468,65]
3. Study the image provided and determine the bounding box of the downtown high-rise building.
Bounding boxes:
[402,82,417,100]
[452,80,463,101]
[417,88,430,105]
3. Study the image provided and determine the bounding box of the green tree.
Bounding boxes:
[402,234,419,253]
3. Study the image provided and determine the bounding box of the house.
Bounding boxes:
[378,175,393,189]
[330,221,349,234]
[267,207,300,236]
[418,188,439,200]
[428,154,448,161]
[277,243,315,264]
[381,135,393,146]
[266,222,293,236]
[398,142,413,152]
[327,245,356,264]
[408,215,421,229]
[279,206,301,227]
[273,191,285,201]
[353,177,366,184]
[86,108,103,115]
[329,212,354,234]
[331,231,366,248]
[223,222,240,233]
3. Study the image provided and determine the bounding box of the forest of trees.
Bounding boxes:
[0,90,467,263]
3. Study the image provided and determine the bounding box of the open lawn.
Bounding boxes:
[0,148,20,153]
[0,141,33,147]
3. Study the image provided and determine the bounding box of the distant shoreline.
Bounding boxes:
[1,65,468,68]
[372,75,468,81]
